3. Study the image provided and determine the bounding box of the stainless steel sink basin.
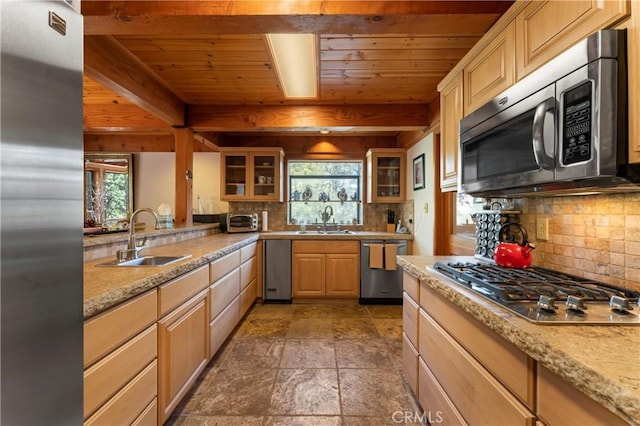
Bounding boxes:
[296,230,355,235]
[98,254,192,267]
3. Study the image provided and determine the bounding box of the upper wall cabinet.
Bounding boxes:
[220,148,284,202]
[616,1,640,163]
[439,72,464,192]
[366,148,406,203]
[464,21,516,115]
[515,0,629,80]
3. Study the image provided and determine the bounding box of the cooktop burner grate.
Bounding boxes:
[433,262,639,305]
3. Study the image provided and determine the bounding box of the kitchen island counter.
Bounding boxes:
[398,254,640,425]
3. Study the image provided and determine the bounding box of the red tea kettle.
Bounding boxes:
[494,223,536,268]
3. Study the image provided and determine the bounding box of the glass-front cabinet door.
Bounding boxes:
[221,148,284,201]
[222,153,248,200]
[366,149,406,203]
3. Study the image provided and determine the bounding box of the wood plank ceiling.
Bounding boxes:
[82,1,513,148]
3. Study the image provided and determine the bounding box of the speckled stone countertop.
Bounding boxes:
[397,255,640,424]
[260,231,413,240]
[84,233,258,319]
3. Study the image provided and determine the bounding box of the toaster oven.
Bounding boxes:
[219,213,258,233]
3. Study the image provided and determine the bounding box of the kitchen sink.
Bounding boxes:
[296,230,355,235]
[98,254,192,267]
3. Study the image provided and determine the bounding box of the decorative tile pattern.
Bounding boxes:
[520,193,640,291]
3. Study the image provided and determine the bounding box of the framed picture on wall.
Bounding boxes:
[413,154,425,191]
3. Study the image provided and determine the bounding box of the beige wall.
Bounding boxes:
[134,152,228,216]
[520,193,640,291]
[407,133,436,256]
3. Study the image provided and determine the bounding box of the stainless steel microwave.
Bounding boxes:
[219,213,258,233]
[459,29,640,197]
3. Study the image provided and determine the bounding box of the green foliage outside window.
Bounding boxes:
[288,161,363,226]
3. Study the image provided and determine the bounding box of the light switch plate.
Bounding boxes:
[536,218,549,241]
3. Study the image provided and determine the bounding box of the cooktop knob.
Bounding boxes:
[610,295,633,312]
[537,295,558,312]
[566,295,588,312]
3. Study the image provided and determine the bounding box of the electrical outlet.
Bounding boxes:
[423,203,428,213]
[536,218,549,241]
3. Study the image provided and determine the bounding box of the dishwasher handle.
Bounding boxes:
[362,242,407,248]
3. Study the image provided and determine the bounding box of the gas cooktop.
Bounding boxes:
[430,262,640,325]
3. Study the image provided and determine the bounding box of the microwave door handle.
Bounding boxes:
[532,97,556,170]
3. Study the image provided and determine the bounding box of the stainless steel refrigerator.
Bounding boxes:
[1,1,83,424]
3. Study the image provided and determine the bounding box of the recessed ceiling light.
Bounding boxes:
[320,129,330,135]
[265,34,318,99]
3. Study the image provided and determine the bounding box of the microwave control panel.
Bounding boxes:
[562,81,592,165]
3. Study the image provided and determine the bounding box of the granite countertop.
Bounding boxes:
[260,231,413,240]
[83,223,218,247]
[397,255,640,424]
[84,233,258,319]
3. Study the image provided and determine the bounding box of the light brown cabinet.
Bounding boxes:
[537,365,628,426]
[366,148,406,203]
[83,290,158,425]
[616,2,640,163]
[515,0,629,80]
[292,240,360,298]
[464,21,516,114]
[208,242,257,355]
[157,265,209,424]
[438,72,464,192]
[220,148,284,202]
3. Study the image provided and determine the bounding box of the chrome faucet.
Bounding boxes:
[318,206,334,231]
[117,208,160,261]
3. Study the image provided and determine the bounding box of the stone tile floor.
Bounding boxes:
[167,302,423,426]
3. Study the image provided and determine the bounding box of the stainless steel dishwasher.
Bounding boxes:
[360,240,408,304]
[263,239,292,303]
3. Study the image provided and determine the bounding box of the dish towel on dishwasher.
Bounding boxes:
[385,244,397,270]
[369,244,384,269]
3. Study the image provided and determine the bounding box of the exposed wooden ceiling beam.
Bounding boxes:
[193,132,221,152]
[82,1,512,35]
[189,104,428,132]
[84,35,186,126]
[84,134,176,152]
[83,103,174,132]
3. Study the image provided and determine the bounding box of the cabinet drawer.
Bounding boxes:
[210,296,240,356]
[240,256,257,290]
[419,310,535,425]
[210,250,241,283]
[84,290,157,368]
[131,398,157,426]
[403,292,419,348]
[293,240,359,254]
[240,278,257,317]
[403,271,419,301]
[402,332,419,395]
[420,285,534,408]
[84,324,157,419]
[240,242,257,264]
[210,268,240,319]
[537,365,627,425]
[158,265,209,317]
[85,360,157,426]
[418,356,467,426]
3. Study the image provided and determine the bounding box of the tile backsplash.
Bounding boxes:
[229,201,414,233]
[519,192,640,291]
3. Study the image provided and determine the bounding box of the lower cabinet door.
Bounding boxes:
[537,365,627,425]
[210,296,240,356]
[157,289,209,424]
[85,360,157,426]
[240,278,257,317]
[325,253,359,297]
[292,254,325,297]
[402,332,419,395]
[419,310,535,425]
